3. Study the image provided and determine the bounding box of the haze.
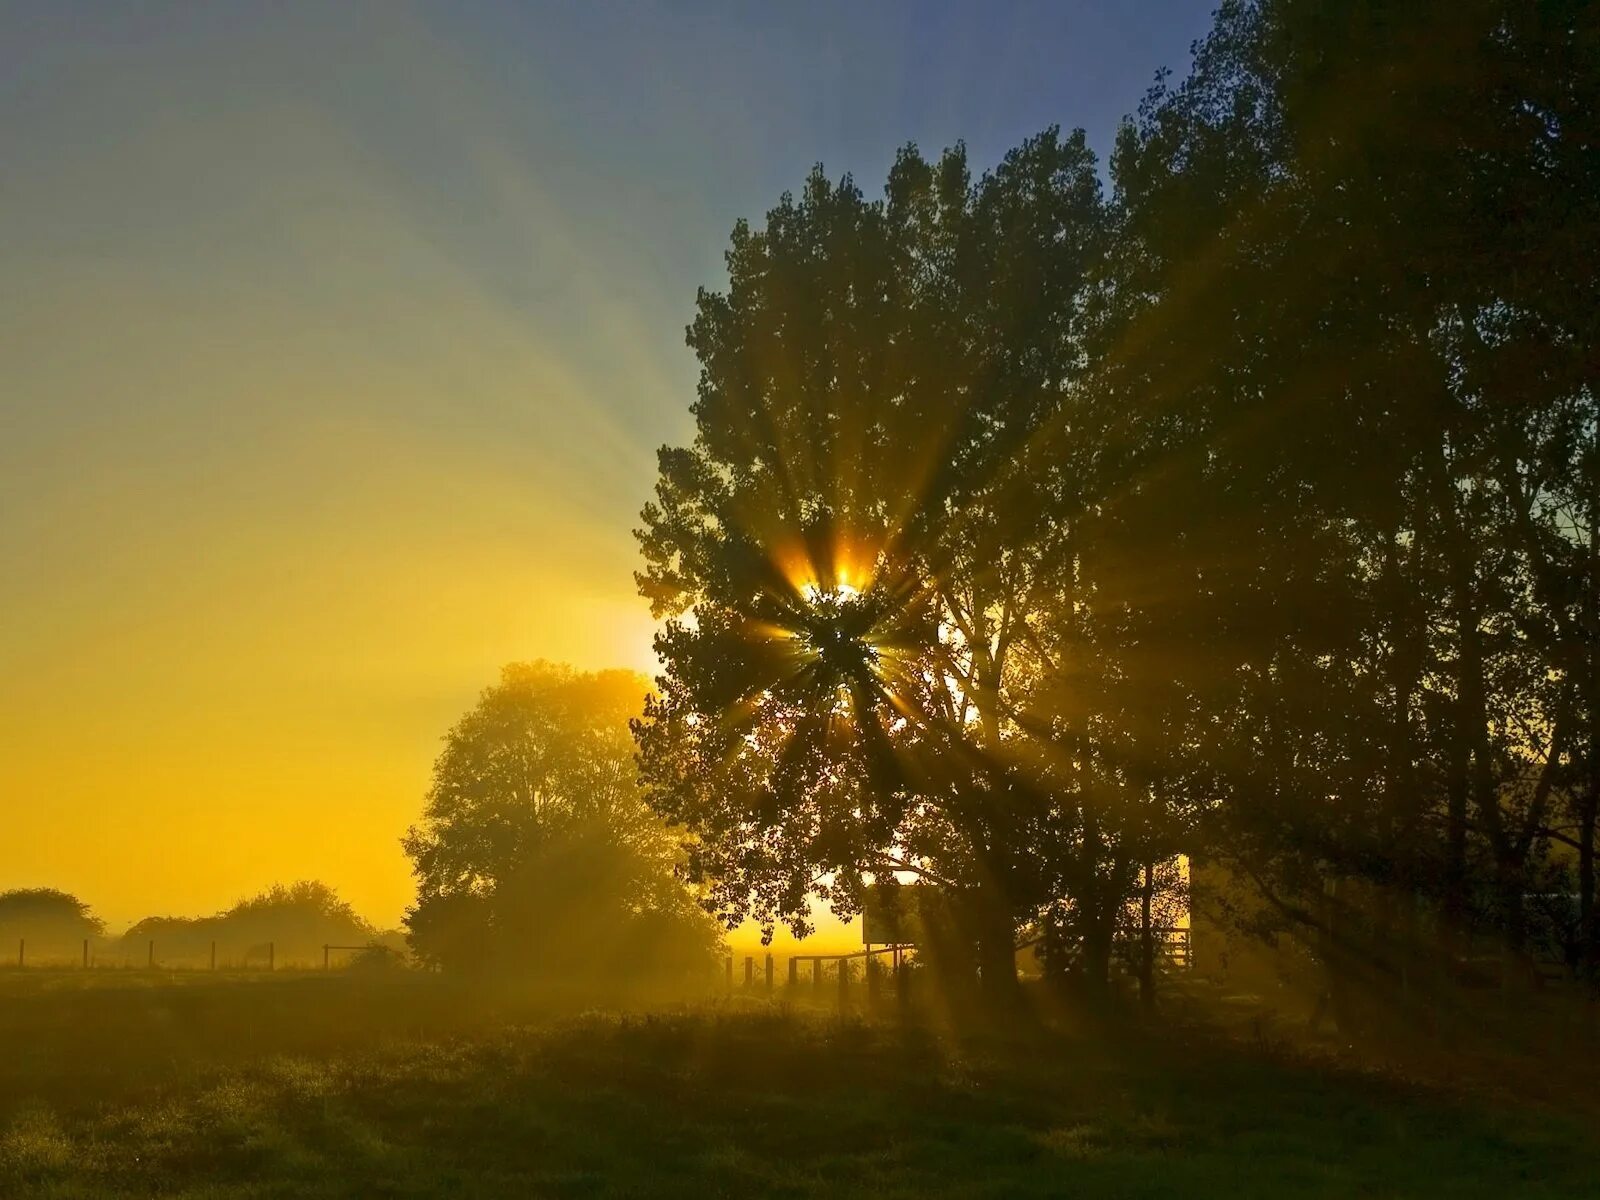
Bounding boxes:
[0,0,1211,929]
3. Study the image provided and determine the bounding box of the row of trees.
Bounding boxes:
[0,882,396,966]
[632,0,1600,1013]
[123,880,399,966]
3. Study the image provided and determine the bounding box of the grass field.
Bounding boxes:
[0,970,1590,1198]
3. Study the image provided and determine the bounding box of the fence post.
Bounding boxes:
[765,952,773,993]
[743,955,753,987]
[324,944,330,971]
[788,957,798,987]
[147,940,154,969]
[838,957,849,1007]
[813,959,821,990]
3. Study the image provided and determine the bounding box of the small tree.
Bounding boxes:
[403,662,722,982]
[0,889,103,959]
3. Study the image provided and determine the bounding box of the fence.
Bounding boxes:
[0,939,419,972]
[3,938,281,971]
[321,943,401,969]
[721,927,1193,1003]
[6,928,1189,979]
[722,945,917,1008]
[1134,926,1191,970]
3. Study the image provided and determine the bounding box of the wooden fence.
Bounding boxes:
[722,927,1192,999]
[6,938,275,970]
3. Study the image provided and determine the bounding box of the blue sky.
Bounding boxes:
[4,0,1214,460]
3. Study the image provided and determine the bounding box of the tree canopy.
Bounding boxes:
[404,661,722,982]
[634,129,1124,996]
[0,888,103,954]
[636,0,1600,1013]
[121,880,386,967]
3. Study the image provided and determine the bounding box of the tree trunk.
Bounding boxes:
[1583,429,1600,982]
[1579,793,1597,981]
[1380,518,1422,1012]
[1082,914,1114,996]
[1429,432,1479,958]
[1498,855,1527,968]
[959,847,1019,1010]
[1320,876,1357,1033]
[1138,859,1156,1009]
[974,895,1020,1008]
[1443,744,1470,956]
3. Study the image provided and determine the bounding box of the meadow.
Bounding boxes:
[0,970,1590,1198]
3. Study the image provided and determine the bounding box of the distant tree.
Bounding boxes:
[216,881,379,963]
[403,662,722,981]
[222,880,367,928]
[122,880,384,967]
[0,889,103,957]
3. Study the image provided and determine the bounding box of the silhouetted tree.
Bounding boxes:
[1087,0,1600,1012]
[634,132,1138,1000]
[123,880,388,967]
[0,888,102,959]
[639,0,1599,1018]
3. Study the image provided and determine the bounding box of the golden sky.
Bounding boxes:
[0,26,673,927]
[2,376,665,928]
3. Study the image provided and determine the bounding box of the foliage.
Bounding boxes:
[638,0,1600,1016]
[1080,0,1600,1008]
[634,131,1132,995]
[403,661,723,980]
[120,880,385,967]
[0,889,103,954]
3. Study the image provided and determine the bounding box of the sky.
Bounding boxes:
[0,0,1214,934]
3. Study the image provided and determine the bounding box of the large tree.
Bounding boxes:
[634,132,1124,997]
[639,0,1600,1015]
[1088,0,1600,1011]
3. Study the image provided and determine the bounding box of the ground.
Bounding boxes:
[0,970,1589,1198]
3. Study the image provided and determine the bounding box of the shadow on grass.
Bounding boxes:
[0,975,1590,1198]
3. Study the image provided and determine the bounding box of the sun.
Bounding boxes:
[801,579,860,602]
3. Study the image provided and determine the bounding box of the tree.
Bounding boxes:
[634,132,1133,1000]
[403,661,721,982]
[0,888,103,958]
[1089,0,1600,1016]
[639,0,1599,1018]
[122,880,387,967]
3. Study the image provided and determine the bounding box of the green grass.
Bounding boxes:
[0,970,1588,1197]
